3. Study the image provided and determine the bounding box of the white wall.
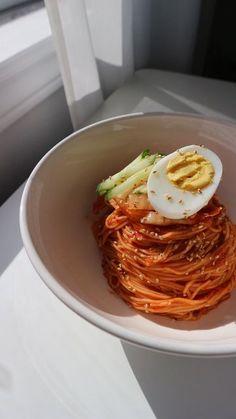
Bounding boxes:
[0,87,72,205]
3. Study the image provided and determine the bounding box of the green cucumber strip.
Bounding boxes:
[106,165,153,200]
[96,150,157,195]
[133,184,147,195]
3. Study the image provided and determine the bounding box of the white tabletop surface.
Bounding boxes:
[1,69,236,419]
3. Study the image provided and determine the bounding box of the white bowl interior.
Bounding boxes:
[21,113,236,356]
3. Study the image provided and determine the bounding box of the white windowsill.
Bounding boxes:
[0,7,62,134]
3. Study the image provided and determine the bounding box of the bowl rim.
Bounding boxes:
[20,111,236,357]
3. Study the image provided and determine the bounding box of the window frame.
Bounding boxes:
[0,6,62,134]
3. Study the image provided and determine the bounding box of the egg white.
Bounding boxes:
[147,145,223,219]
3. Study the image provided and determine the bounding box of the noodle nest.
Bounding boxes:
[93,195,236,320]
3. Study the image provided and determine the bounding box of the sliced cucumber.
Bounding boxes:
[106,165,153,200]
[133,184,147,195]
[96,149,157,196]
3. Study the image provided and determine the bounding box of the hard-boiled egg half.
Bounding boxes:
[147,145,222,219]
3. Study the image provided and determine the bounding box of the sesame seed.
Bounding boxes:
[144,305,149,313]
[179,199,183,204]
[150,190,156,194]
[165,194,172,201]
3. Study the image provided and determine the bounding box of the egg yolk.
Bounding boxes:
[166,151,215,192]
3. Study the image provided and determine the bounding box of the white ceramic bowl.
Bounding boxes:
[20,113,236,357]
